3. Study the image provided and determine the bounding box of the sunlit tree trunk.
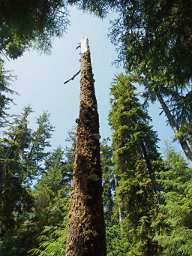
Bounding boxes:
[156,91,192,161]
[65,38,106,256]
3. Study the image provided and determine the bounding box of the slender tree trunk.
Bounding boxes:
[65,38,106,256]
[156,91,192,161]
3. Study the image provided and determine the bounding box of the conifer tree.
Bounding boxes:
[0,107,33,237]
[68,0,192,162]
[0,60,14,125]
[140,76,192,161]
[0,107,53,255]
[29,148,71,256]
[65,38,106,256]
[101,138,115,224]
[109,74,162,256]
[0,0,69,58]
[157,147,192,256]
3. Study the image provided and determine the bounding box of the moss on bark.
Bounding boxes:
[65,44,106,256]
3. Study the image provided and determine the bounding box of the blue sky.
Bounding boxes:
[4,7,180,155]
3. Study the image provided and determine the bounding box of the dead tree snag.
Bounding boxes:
[65,38,106,256]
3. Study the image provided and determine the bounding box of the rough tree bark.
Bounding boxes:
[65,38,106,256]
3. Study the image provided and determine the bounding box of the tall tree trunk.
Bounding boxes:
[156,91,192,161]
[65,38,106,256]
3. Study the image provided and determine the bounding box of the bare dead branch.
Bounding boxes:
[64,70,80,85]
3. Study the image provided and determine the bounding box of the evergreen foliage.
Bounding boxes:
[157,148,192,256]
[0,3,192,254]
[101,138,115,224]
[0,107,53,255]
[0,105,191,255]
[29,148,71,256]
[134,74,192,161]
[108,74,162,255]
[70,0,192,85]
[0,0,69,58]
[0,60,14,125]
[67,0,192,161]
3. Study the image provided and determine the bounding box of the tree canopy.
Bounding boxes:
[0,0,69,58]
[0,2,192,256]
[69,0,192,85]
